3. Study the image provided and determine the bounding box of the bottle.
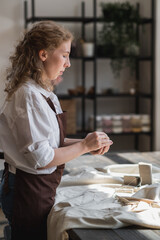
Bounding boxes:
[131,115,142,132]
[102,115,112,133]
[88,115,94,131]
[88,115,103,131]
[112,115,123,133]
[141,114,151,132]
[122,115,132,132]
[96,116,103,131]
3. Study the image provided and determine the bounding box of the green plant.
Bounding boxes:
[100,2,139,22]
[98,1,139,78]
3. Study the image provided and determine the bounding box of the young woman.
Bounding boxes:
[0,21,113,240]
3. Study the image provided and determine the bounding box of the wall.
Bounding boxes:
[0,0,23,107]
[0,0,159,150]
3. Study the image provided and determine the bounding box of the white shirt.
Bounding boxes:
[0,79,63,174]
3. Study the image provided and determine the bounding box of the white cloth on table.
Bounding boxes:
[64,155,116,172]
[47,163,160,240]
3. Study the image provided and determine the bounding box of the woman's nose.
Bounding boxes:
[65,57,71,68]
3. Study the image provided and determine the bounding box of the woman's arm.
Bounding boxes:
[64,138,112,156]
[63,138,82,146]
[38,131,113,169]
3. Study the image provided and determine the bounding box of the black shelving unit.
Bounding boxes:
[24,0,155,151]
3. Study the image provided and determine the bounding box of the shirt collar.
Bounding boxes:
[27,79,53,99]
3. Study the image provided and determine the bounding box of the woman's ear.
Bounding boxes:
[39,50,48,62]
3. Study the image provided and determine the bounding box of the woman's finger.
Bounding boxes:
[101,146,110,155]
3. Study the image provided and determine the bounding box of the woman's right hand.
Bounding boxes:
[82,132,113,153]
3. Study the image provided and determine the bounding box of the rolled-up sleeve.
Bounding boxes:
[26,140,55,169]
[10,103,57,169]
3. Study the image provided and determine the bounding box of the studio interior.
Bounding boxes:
[0,0,160,240]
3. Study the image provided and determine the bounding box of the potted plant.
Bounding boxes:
[98,1,139,78]
[100,2,138,22]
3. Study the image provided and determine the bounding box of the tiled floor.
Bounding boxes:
[0,208,8,240]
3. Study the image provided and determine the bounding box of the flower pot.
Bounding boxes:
[82,42,94,57]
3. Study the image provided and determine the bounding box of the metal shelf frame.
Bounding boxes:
[24,0,155,151]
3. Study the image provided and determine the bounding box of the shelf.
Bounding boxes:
[95,56,152,61]
[26,16,153,25]
[96,93,152,98]
[70,56,95,61]
[138,56,153,61]
[88,93,138,99]
[139,93,153,98]
[96,17,153,25]
[58,94,84,100]
[25,0,155,152]
[70,56,153,61]
[108,131,152,136]
[58,93,152,100]
[31,16,95,23]
[66,131,152,139]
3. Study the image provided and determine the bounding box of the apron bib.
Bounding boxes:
[11,96,67,240]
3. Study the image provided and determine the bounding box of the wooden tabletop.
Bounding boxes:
[66,151,160,240]
[67,228,160,240]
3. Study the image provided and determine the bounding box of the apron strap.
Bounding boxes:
[3,162,9,195]
[41,94,57,113]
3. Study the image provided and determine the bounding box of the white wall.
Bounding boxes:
[0,0,159,150]
[0,0,24,107]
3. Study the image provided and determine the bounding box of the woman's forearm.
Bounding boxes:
[39,141,87,169]
[38,131,113,170]
[63,138,82,146]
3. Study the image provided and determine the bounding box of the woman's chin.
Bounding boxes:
[52,76,63,86]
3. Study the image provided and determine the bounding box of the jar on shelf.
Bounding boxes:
[88,115,103,131]
[141,114,151,132]
[131,115,142,132]
[122,115,132,132]
[102,115,112,133]
[82,42,94,57]
[96,116,103,131]
[88,115,94,131]
[112,115,123,133]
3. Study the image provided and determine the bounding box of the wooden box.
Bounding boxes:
[59,99,76,135]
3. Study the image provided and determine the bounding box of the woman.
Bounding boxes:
[0,21,113,240]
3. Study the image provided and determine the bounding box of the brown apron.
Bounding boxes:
[11,96,67,240]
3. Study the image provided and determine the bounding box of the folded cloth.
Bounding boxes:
[59,167,123,187]
[47,164,160,240]
[133,183,160,201]
[64,155,115,172]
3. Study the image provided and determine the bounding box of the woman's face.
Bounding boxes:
[41,40,71,83]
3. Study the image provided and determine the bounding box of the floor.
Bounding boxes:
[0,208,8,240]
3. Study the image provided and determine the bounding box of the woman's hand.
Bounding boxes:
[82,131,113,153]
[90,145,111,155]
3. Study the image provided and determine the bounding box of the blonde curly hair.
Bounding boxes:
[5,21,73,98]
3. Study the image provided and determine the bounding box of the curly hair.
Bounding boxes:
[5,21,73,98]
